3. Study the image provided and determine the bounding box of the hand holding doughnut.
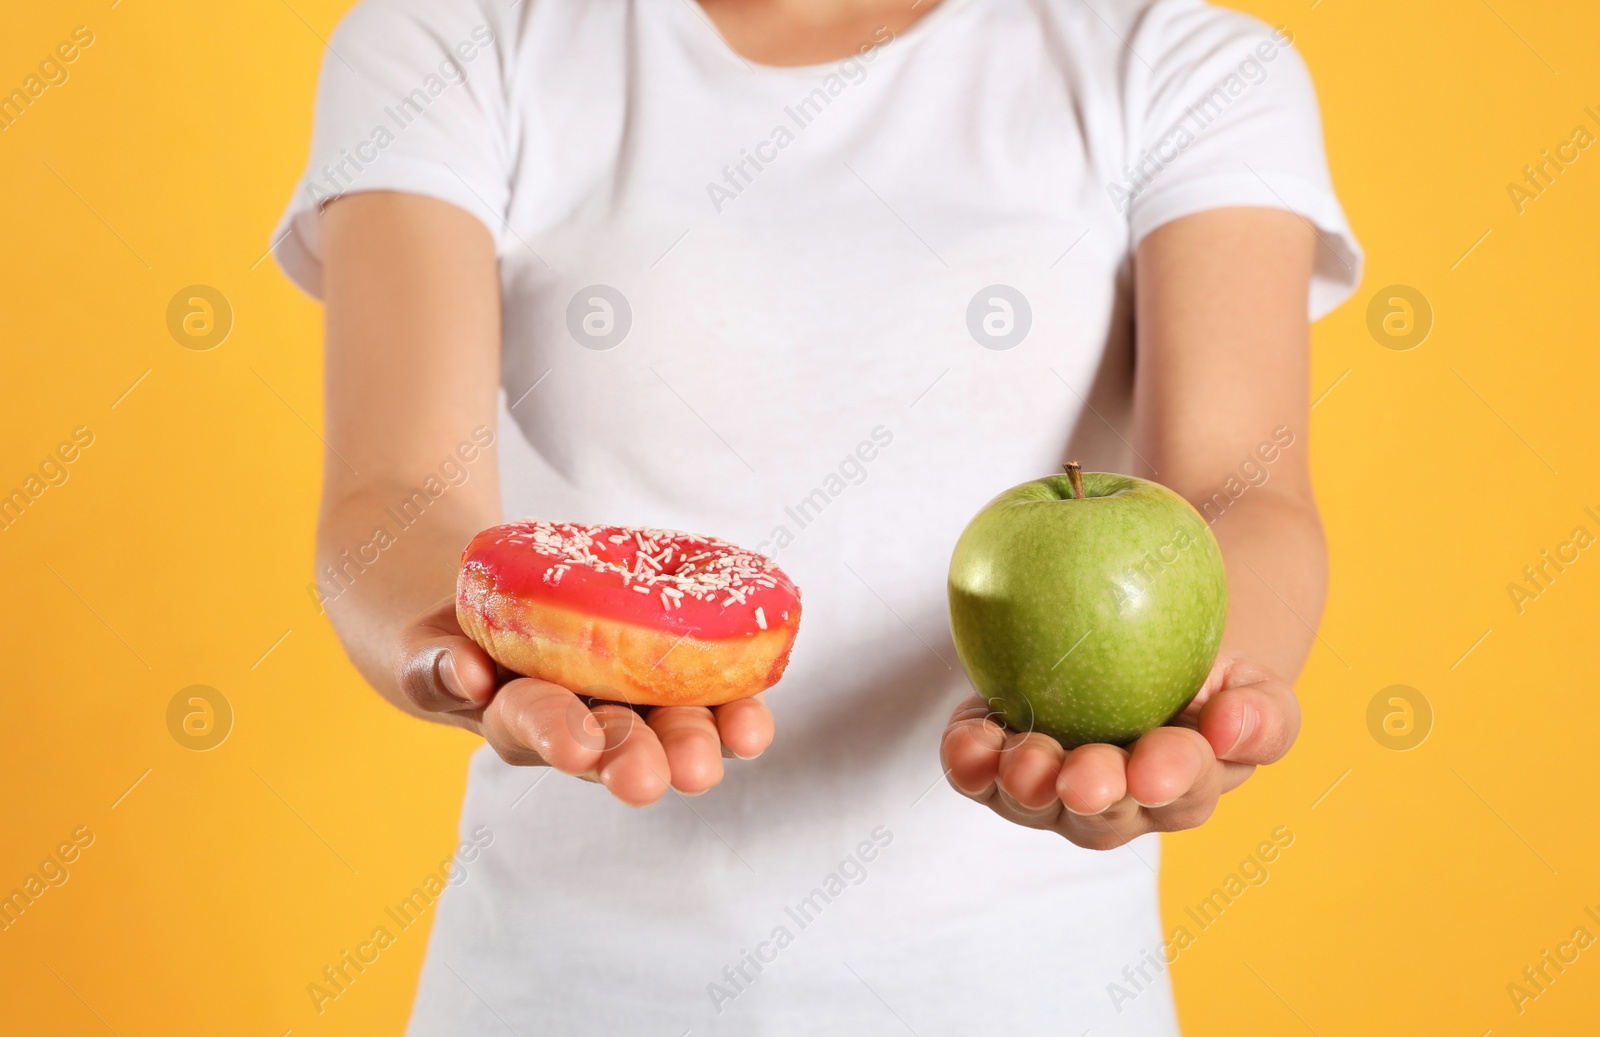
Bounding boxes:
[394,596,776,805]
[455,521,802,707]
[391,521,798,806]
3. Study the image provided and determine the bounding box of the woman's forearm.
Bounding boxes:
[1129,210,1327,684]
[1203,487,1329,681]
[317,192,505,724]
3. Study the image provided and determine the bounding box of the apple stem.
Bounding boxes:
[1062,461,1085,500]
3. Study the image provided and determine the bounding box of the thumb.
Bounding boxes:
[396,598,499,713]
[1197,674,1300,766]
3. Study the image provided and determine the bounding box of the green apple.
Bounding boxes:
[947,466,1227,748]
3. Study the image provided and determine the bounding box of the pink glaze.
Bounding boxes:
[461,521,800,639]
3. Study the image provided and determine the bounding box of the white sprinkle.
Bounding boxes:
[483,520,792,612]
[754,607,767,630]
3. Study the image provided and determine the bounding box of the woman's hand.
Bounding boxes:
[938,654,1299,849]
[396,597,775,806]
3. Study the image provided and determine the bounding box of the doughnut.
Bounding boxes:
[455,521,802,708]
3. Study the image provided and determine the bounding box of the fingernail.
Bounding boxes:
[438,652,467,701]
[1226,702,1260,757]
[573,709,606,751]
[1063,802,1108,817]
[1134,795,1178,809]
[952,776,992,797]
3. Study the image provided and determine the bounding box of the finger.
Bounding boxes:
[1198,675,1301,765]
[1052,744,1146,849]
[648,707,724,795]
[1144,765,1225,831]
[996,732,1066,811]
[481,678,606,772]
[1129,727,1224,831]
[1124,726,1212,809]
[713,695,774,760]
[396,598,498,713]
[940,699,1007,798]
[1056,743,1130,816]
[1054,797,1148,850]
[590,704,671,806]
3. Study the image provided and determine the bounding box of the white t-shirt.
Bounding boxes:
[275,1,1361,1033]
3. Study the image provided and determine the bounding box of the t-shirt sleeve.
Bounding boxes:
[270,0,510,297]
[1119,1,1362,320]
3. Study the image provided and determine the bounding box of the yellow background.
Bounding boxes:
[2,1,1596,1033]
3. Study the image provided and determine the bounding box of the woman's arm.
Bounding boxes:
[940,207,1322,847]
[318,191,773,804]
[319,192,503,717]
[1132,207,1327,681]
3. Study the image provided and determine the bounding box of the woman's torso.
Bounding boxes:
[399,0,1175,1032]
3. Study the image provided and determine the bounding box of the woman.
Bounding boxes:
[274,0,1360,1032]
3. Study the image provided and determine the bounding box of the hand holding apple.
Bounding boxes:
[942,464,1298,846]
[939,653,1300,849]
[947,465,1228,747]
